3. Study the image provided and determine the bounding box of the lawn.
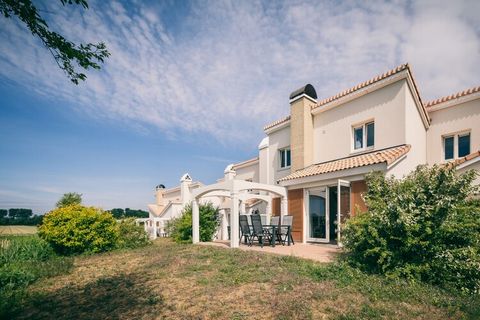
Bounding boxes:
[0,225,37,235]
[7,238,478,320]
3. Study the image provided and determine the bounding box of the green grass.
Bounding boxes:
[0,235,73,318]
[3,239,478,319]
[0,226,37,235]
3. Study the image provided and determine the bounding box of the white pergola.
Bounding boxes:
[191,179,288,248]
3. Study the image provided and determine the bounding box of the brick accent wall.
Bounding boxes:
[271,197,281,216]
[350,180,367,215]
[288,189,304,242]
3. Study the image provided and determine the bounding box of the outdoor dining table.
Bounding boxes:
[262,224,292,247]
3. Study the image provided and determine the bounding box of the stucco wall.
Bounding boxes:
[267,126,291,184]
[427,98,480,165]
[313,80,406,163]
[234,161,259,182]
[388,82,427,177]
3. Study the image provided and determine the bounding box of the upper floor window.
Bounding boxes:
[443,132,470,160]
[279,148,291,169]
[353,121,374,151]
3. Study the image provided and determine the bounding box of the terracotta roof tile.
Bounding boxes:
[313,64,411,110]
[424,86,480,108]
[263,115,291,131]
[449,150,480,167]
[279,144,411,182]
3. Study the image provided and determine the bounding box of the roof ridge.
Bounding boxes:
[313,63,409,109]
[424,86,480,108]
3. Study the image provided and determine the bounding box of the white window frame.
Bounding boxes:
[351,120,375,153]
[279,147,291,169]
[443,130,471,161]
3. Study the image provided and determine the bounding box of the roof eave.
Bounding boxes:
[426,91,480,112]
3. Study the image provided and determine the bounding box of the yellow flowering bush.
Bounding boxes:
[38,205,119,254]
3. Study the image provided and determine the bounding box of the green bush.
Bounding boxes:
[168,202,220,243]
[38,205,119,254]
[116,218,151,249]
[343,165,480,294]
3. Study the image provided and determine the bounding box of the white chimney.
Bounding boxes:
[180,173,192,206]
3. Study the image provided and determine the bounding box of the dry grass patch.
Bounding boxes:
[11,239,480,320]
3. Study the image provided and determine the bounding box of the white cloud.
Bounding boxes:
[0,0,478,148]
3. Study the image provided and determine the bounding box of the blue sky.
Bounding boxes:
[0,0,479,214]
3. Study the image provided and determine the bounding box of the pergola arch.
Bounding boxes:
[191,179,288,248]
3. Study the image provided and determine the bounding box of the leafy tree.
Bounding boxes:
[109,208,125,219]
[125,208,148,218]
[0,209,7,217]
[168,202,220,243]
[343,165,480,294]
[0,0,110,84]
[8,208,33,218]
[56,192,82,208]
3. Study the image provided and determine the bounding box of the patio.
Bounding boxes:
[200,241,341,263]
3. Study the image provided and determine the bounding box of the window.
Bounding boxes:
[279,148,291,169]
[444,136,454,160]
[443,132,471,161]
[353,121,374,151]
[458,133,470,157]
[354,126,363,149]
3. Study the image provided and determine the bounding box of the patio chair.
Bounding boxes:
[239,215,252,244]
[250,214,271,248]
[278,215,295,245]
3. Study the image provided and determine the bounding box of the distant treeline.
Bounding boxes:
[107,208,149,219]
[0,207,149,225]
[0,209,43,225]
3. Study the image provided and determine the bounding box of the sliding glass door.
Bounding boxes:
[307,188,329,242]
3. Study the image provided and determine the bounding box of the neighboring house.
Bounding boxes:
[149,63,479,245]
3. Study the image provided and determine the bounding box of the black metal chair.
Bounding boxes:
[239,215,252,244]
[250,214,271,247]
[278,215,294,245]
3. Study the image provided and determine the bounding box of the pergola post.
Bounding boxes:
[152,219,157,240]
[192,199,200,243]
[220,209,228,240]
[230,193,240,248]
[265,200,272,225]
[281,197,288,219]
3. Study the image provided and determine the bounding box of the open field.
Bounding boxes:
[0,225,37,235]
[8,238,478,320]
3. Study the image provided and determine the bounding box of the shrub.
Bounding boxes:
[169,202,220,243]
[343,165,480,294]
[116,218,151,249]
[38,205,119,254]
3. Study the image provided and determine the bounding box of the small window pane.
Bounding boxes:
[458,134,470,157]
[280,150,286,168]
[366,122,374,147]
[444,136,454,160]
[354,127,363,149]
[286,149,291,167]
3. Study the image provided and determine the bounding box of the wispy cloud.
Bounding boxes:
[0,0,478,148]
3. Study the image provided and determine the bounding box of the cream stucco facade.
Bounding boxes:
[147,64,479,244]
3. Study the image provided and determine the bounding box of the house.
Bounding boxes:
[149,63,479,245]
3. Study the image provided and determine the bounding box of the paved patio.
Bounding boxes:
[200,240,341,263]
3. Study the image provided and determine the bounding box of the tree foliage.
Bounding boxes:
[343,165,480,294]
[168,202,220,243]
[0,0,110,84]
[38,205,118,254]
[116,218,150,249]
[56,192,82,208]
[108,208,149,219]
